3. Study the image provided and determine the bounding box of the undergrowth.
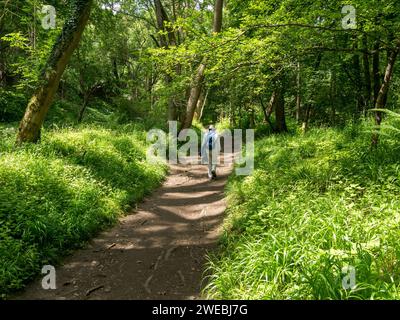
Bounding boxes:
[0,124,167,298]
[206,117,400,300]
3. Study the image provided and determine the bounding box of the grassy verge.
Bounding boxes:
[206,120,400,299]
[0,123,167,298]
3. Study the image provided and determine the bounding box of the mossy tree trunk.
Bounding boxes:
[16,0,93,145]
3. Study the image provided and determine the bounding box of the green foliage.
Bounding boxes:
[0,124,167,298]
[205,119,400,300]
[0,90,27,122]
[2,0,400,301]
[215,118,232,132]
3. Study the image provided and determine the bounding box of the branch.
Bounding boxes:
[120,11,157,29]
[251,23,366,34]
[150,34,160,47]
[303,46,368,54]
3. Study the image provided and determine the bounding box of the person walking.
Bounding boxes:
[201,125,220,180]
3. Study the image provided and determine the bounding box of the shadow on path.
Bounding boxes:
[13,154,234,300]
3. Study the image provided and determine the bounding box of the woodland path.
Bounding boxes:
[15,155,234,300]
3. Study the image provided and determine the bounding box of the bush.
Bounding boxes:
[0,90,27,122]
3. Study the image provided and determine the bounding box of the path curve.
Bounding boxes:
[15,155,234,300]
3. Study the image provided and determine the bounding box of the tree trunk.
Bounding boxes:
[213,0,224,33]
[112,58,119,84]
[182,62,206,129]
[0,33,5,87]
[382,36,394,108]
[330,70,337,124]
[362,35,372,113]
[181,0,224,130]
[301,54,322,133]
[249,108,255,128]
[0,55,5,87]
[166,76,177,121]
[372,40,381,106]
[274,87,288,133]
[296,61,301,122]
[77,82,99,123]
[194,87,208,120]
[154,0,179,121]
[301,104,311,133]
[353,49,364,116]
[154,0,178,47]
[16,0,93,144]
[260,94,275,130]
[78,94,89,123]
[154,0,169,48]
[0,20,5,87]
[230,100,235,127]
[371,39,400,147]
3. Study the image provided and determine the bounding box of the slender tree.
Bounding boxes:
[371,38,400,147]
[295,61,301,122]
[154,0,179,121]
[181,0,224,130]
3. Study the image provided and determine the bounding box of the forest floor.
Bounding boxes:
[13,154,234,300]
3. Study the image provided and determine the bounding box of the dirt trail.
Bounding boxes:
[15,155,234,300]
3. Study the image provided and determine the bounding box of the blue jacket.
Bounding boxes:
[201,129,220,163]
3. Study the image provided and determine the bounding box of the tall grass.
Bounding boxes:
[0,124,167,298]
[205,118,400,300]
